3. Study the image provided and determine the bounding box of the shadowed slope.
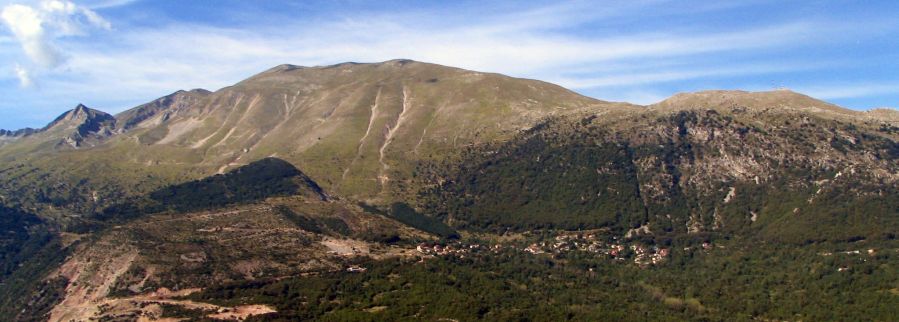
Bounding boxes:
[100,157,327,220]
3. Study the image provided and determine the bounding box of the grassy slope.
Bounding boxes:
[0,60,611,224]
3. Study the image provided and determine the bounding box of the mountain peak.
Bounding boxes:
[115,88,212,131]
[651,89,857,116]
[264,64,305,73]
[383,58,416,66]
[47,104,111,128]
[187,88,211,95]
[866,107,899,122]
[39,104,117,148]
[257,60,422,76]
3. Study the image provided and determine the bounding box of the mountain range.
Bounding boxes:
[0,60,896,321]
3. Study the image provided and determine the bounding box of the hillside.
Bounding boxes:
[0,61,897,321]
[0,60,621,224]
[19,159,431,321]
[420,98,898,243]
[94,157,327,223]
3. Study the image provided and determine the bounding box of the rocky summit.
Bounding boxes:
[0,60,897,321]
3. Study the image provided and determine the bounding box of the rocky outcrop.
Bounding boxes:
[43,104,117,148]
[115,88,210,131]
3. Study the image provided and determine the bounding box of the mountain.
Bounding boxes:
[45,104,118,148]
[0,60,624,222]
[421,91,898,243]
[0,104,116,152]
[0,127,38,138]
[115,88,212,132]
[0,60,897,321]
[867,107,899,122]
[110,59,613,198]
[653,89,856,114]
[0,128,38,148]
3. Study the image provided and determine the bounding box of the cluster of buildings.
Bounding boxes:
[416,242,482,257]
[631,244,670,266]
[407,232,688,268]
[521,233,671,267]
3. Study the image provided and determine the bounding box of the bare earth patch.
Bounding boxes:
[321,237,370,256]
[207,305,277,320]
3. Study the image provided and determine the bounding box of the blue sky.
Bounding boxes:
[1,0,898,129]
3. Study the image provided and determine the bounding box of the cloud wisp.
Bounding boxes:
[53,7,827,100]
[1,0,898,129]
[13,63,32,87]
[1,0,109,86]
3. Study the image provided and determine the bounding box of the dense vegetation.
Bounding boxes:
[0,206,48,280]
[423,124,646,232]
[191,237,899,321]
[0,206,70,321]
[420,111,899,244]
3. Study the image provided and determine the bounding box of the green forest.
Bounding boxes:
[190,236,899,321]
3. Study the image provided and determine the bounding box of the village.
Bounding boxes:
[519,232,675,267]
[408,231,704,268]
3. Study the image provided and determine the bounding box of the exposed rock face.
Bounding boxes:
[48,104,118,148]
[115,88,211,131]
[0,104,117,149]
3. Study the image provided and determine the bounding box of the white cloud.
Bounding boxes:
[1,3,61,67]
[78,6,109,29]
[552,62,826,89]
[14,63,32,87]
[41,0,110,33]
[80,0,138,10]
[0,0,110,86]
[4,0,896,122]
[34,6,836,115]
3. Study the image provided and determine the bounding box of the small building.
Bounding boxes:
[658,248,670,257]
[416,243,433,254]
[524,244,544,254]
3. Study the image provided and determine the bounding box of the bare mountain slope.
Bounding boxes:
[115,88,212,132]
[0,60,623,220]
[120,59,611,196]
